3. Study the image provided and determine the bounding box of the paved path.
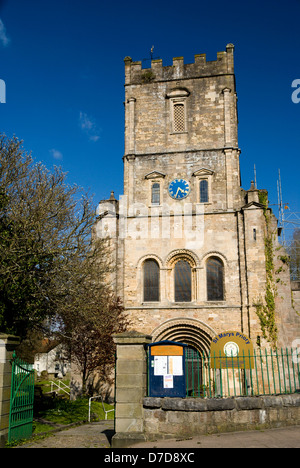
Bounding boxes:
[15,421,114,449]
[129,425,300,449]
[15,423,300,449]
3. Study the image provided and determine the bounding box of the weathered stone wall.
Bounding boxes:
[118,204,269,343]
[112,332,300,447]
[123,46,241,212]
[124,46,237,157]
[143,394,300,440]
[125,151,240,212]
[95,44,300,352]
[292,282,300,314]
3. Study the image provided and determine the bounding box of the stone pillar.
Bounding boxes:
[224,148,234,210]
[127,97,136,155]
[125,154,136,207]
[111,331,152,448]
[226,43,235,74]
[0,334,20,448]
[223,87,232,147]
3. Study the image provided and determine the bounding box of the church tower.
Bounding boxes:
[123,44,240,212]
[96,45,299,355]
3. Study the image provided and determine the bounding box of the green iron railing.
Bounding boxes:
[185,348,300,398]
[8,352,35,443]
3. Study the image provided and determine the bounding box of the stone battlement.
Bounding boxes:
[124,44,234,85]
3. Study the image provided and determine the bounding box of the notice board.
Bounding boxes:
[147,340,187,397]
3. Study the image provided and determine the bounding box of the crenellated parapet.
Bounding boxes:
[124,44,234,85]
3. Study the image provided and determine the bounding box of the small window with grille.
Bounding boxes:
[173,103,185,132]
[171,99,186,133]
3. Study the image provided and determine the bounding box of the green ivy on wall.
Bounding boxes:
[253,192,278,347]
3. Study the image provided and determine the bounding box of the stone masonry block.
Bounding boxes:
[143,397,162,408]
[116,388,145,403]
[117,373,147,389]
[117,344,147,361]
[116,402,144,419]
[116,359,146,375]
[115,417,144,434]
[206,398,236,412]
[235,396,263,410]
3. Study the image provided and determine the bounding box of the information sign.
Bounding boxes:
[148,340,187,397]
[210,330,254,369]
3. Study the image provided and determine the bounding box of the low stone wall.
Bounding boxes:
[143,394,300,440]
[112,331,300,447]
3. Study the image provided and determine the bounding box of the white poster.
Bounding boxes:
[168,356,183,376]
[154,356,168,376]
[163,374,174,388]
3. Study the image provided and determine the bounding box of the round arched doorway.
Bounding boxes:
[152,317,215,356]
[151,318,216,396]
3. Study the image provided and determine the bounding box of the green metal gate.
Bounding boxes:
[8,351,34,443]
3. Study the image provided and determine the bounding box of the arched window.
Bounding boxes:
[200,179,208,203]
[174,260,191,302]
[207,257,224,301]
[144,259,160,302]
[151,183,160,205]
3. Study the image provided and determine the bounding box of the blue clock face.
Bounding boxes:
[168,179,190,200]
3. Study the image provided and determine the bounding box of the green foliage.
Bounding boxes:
[0,136,82,335]
[0,133,128,391]
[141,70,156,83]
[34,395,113,429]
[0,134,114,339]
[254,196,278,347]
[291,290,300,316]
[5,393,114,445]
[258,190,268,211]
[278,254,290,265]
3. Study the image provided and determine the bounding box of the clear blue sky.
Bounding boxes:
[1,0,299,224]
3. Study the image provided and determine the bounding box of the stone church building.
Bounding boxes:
[95,44,299,355]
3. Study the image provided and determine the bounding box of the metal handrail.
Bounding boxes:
[49,380,70,396]
[88,395,114,422]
